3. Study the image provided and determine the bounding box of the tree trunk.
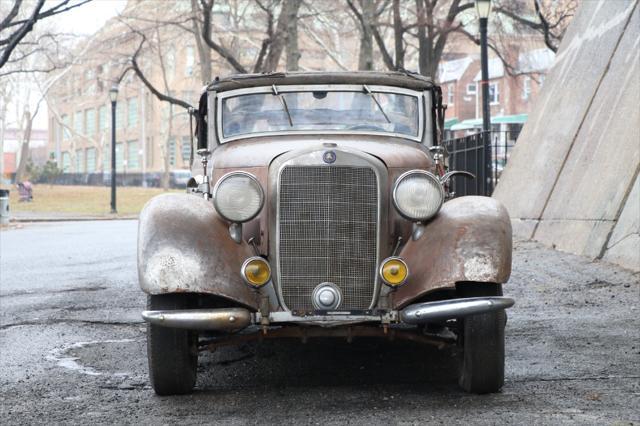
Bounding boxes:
[162,105,173,191]
[14,109,33,183]
[263,0,297,72]
[358,0,374,70]
[285,0,302,71]
[392,0,404,70]
[191,0,212,83]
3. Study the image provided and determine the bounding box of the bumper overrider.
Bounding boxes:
[142,296,514,330]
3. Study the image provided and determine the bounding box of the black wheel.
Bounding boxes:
[147,294,198,395]
[457,283,505,394]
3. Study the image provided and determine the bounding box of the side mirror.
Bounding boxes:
[196,92,208,151]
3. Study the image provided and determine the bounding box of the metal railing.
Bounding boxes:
[442,131,518,197]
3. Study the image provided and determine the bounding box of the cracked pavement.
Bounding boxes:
[1,220,639,424]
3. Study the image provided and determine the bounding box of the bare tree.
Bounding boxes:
[0,0,92,69]
[494,0,578,53]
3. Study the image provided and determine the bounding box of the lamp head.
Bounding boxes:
[475,0,491,18]
[109,84,118,103]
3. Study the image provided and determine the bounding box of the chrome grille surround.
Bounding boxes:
[270,148,388,311]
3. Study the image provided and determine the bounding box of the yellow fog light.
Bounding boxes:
[379,257,409,287]
[241,257,271,287]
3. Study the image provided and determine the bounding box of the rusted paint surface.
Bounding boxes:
[392,196,512,309]
[138,193,259,310]
[212,136,432,169]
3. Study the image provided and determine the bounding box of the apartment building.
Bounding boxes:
[440,48,555,138]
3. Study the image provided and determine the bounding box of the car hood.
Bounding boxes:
[211,135,432,170]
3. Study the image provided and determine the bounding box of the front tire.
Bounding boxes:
[147,294,198,395]
[457,283,505,394]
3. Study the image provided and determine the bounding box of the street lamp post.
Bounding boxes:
[476,0,492,195]
[109,85,118,214]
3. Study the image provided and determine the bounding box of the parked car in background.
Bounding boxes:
[137,72,514,396]
[169,169,191,189]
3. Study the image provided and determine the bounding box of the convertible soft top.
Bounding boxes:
[207,71,435,93]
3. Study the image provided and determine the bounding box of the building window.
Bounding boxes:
[86,108,96,136]
[99,105,107,131]
[115,142,124,172]
[76,149,84,173]
[185,46,195,77]
[103,148,110,172]
[181,136,191,162]
[61,115,71,140]
[115,103,125,130]
[522,76,531,100]
[74,111,83,135]
[62,152,71,172]
[86,148,96,173]
[127,98,138,128]
[165,46,176,79]
[466,83,476,95]
[447,83,454,105]
[146,136,154,168]
[489,82,499,104]
[168,138,176,166]
[127,140,139,169]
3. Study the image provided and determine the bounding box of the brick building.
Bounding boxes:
[440,48,555,139]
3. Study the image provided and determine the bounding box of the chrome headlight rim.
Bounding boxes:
[240,256,272,287]
[213,171,265,223]
[392,169,444,222]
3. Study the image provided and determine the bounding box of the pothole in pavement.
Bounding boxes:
[47,338,149,390]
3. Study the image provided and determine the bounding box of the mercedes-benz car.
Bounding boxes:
[138,72,514,395]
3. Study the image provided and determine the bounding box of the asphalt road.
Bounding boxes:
[1,221,638,425]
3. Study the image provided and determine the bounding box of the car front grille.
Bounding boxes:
[278,166,378,310]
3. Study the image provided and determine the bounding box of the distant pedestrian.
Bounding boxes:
[17,181,33,202]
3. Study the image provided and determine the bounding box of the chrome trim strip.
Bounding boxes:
[400,297,515,324]
[216,84,424,143]
[269,147,388,312]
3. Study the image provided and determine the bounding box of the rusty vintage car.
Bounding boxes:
[138,72,514,395]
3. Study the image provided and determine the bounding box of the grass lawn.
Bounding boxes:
[2,184,180,216]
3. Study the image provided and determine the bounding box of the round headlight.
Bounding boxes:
[213,172,264,223]
[393,170,444,221]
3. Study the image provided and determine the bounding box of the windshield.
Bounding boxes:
[220,87,420,141]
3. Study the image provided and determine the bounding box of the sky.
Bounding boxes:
[55,0,127,36]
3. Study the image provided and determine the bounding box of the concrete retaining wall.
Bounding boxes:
[493,0,639,271]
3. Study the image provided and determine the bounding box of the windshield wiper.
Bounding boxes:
[363,84,391,123]
[272,84,293,127]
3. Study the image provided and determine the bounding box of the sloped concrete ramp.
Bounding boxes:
[493,0,639,271]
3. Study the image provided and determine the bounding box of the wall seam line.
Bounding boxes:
[531,0,639,239]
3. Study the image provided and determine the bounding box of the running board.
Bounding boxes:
[400,297,515,324]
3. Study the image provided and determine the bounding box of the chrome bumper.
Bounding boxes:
[400,297,515,324]
[142,297,514,330]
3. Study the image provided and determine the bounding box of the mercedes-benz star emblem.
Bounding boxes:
[323,150,336,164]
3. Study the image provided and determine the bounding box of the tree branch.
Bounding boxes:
[199,0,248,73]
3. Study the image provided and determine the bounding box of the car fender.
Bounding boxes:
[392,196,512,309]
[138,193,259,310]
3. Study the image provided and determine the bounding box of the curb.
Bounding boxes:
[9,216,138,223]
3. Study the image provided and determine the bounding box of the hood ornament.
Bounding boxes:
[323,150,336,164]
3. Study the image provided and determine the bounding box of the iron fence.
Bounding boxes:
[442,131,518,196]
